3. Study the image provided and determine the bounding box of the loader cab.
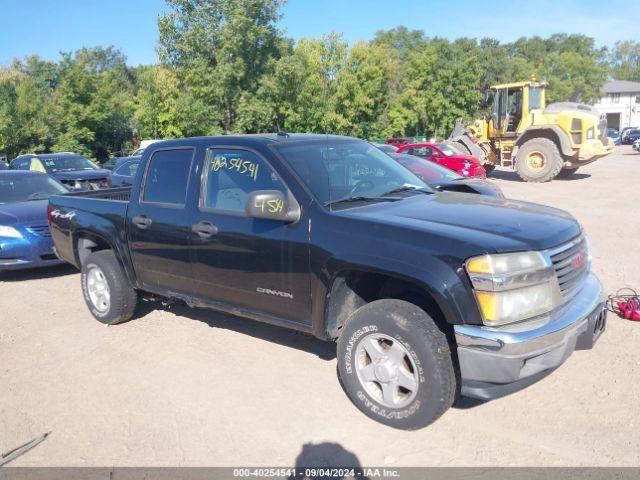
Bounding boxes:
[489,81,547,137]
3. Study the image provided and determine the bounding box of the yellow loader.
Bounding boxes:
[448,76,614,182]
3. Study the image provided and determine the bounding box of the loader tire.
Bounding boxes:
[515,138,563,183]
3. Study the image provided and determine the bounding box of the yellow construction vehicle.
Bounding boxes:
[448,76,614,182]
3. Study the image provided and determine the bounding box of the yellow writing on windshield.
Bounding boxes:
[211,155,259,181]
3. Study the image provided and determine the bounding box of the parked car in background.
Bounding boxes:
[131,139,162,156]
[623,128,640,145]
[101,157,120,171]
[389,153,503,198]
[49,134,605,430]
[621,127,639,144]
[397,142,486,177]
[0,159,8,170]
[107,157,140,187]
[0,171,68,271]
[607,128,621,145]
[10,153,110,190]
[374,143,399,154]
[384,137,413,147]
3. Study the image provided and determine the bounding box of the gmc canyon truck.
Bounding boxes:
[48,134,606,430]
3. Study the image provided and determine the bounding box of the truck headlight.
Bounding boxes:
[0,225,23,239]
[466,251,562,326]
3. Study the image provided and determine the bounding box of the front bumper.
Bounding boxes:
[0,234,63,271]
[454,272,605,400]
[575,138,614,164]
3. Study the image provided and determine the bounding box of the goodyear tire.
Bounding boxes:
[337,299,456,430]
[81,250,138,325]
[515,138,563,182]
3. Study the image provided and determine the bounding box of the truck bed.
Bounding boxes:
[48,187,132,268]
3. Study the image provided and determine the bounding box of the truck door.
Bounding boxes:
[127,147,196,295]
[188,146,311,326]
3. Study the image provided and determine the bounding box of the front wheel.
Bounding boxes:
[515,138,563,182]
[337,299,456,430]
[81,250,139,325]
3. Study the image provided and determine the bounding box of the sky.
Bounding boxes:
[0,0,638,67]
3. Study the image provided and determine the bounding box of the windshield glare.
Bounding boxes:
[436,144,463,157]
[0,176,68,203]
[276,139,428,206]
[43,155,98,172]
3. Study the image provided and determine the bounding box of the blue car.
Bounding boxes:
[107,156,141,187]
[0,171,69,271]
[9,152,110,190]
[607,128,621,146]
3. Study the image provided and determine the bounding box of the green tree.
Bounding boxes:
[158,0,285,133]
[609,41,640,81]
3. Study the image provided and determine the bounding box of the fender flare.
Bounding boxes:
[515,125,575,158]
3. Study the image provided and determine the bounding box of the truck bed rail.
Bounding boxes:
[63,187,132,202]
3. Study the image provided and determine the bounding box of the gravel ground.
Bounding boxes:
[1,146,639,467]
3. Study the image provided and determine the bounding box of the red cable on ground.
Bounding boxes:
[606,288,640,321]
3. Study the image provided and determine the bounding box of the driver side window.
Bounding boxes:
[202,148,287,213]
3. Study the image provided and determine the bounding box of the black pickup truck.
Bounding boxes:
[49,134,606,430]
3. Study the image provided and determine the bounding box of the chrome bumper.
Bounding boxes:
[454,272,606,400]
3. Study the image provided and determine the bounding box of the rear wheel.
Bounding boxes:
[81,250,138,325]
[515,138,563,182]
[337,299,456,430]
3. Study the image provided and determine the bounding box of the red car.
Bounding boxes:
[397,142,486,177]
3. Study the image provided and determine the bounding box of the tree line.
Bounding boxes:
[1,0,639,161]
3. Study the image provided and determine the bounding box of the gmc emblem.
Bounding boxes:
[571,251,586,270]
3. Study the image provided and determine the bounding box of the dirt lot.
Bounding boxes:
[1,146,639,467]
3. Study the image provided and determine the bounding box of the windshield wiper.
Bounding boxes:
[324,196,398,207]
[381,185,432,196]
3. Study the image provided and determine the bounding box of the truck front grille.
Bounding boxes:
[548,236,589,297]
[26,224,52,238]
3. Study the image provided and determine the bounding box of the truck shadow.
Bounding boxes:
[145,301,336,361]
[490,170,591,182]
[0,263,77,282]
[289,442,368,478]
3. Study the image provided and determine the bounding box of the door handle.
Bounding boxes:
[192,221,218,238]
[132,214,152,229]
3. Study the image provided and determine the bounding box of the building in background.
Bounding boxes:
[593,81,640,130]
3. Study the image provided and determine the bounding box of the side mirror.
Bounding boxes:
[245,190,300,223]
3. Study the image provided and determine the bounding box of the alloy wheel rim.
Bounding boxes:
[355,333,419,409]
[87,266,110,313]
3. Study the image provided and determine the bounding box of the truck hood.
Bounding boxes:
[338,192,581,252]
[51,169,110,181]
[0,200,48,226]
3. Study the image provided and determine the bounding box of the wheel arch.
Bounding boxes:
[73,230,137,288]
[515,125,575,159]
[323,268,458,341]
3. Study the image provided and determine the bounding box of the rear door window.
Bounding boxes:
[142,149,194,206]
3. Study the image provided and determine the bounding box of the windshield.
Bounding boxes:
[529,86,543,111]
[0,175,68,203]
[275,139,429,207]
[436,143,464,157]
[42,155,98,173]
[392,154,461,181]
